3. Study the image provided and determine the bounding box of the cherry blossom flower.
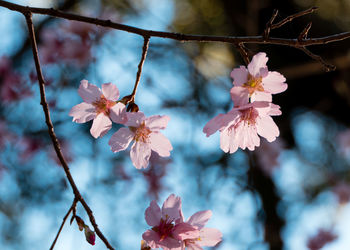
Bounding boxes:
[179,210,222,250]
[203,101,281,153]
[332,182,350,204]
[230,52,287,105]
[69,79,126,138]
[108,112,173,169]
[307,229,337,250]
[142,194,199,249]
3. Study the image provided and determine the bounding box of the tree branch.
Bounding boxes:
[24,11,115,250]
[50,199,77,250]
[271,6,318,30]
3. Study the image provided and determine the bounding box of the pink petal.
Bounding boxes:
[256,116,279,142]
[101,83,120,101]
[203,113,237,137]
[187,210,212,230]
[149,132,173,157]
[262,71,287,94]
[69,102,96,123]
[110,102,127,124]
[130,141,151,169]
[251,91,272,102]
[220,127,231,153]
[145,200,161,226]
[125,112,146,127]
[142,230,160,249]
[108,127,134,153]
[187,244,202,250]
[248,52,268,77]
[173,222,200,241]
[90,113,112,138]
[197,228,222,247]
[230,66,248,86]
[145,115,170,131]
[230,86,249,106]
[78,79,101,104]
[162,194,182,221]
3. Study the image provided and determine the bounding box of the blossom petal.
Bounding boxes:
[145,115,170,131]
[69,102,96,123]
[125,112,146,127]
[145,200,161,226]
[197,228,222,247]
[108,127,134,153]
[262,71,287,94]
[149,132,173,157]
[256,116,279,142]
[220,127,231,153]
[78,79,101,104]
[142,230,160,249]
[162,194,182,221]
[130,141,151,169]
[251,91,272,102]
[248,52,268,77]
[187,244,202,250]
[110,102,127,124]
[230,66,248,86]
[173,222,200,241]
[230,86,249,106]
[102,83,120,101]
[203,112,237,137]
[90,113,112,138]
[187,210,212,230]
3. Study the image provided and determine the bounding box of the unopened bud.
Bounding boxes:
[75,216,85,231]
[127,103,139,112]
[84,226,96,245]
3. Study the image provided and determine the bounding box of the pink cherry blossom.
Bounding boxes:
[230,52,287,105]
[181,210,222,250]
[307,229,337,250]
[69,79,126,138]
[203,101,281,153]
[108,112,173,169]
[142,194,199,249]
[255,138,285,175]
[332,182,350,204]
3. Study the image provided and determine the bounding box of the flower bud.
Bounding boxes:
[84,226,96,245]
[75,216,85,231]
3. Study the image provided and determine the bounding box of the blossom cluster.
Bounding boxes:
[142,194,222,250]
[203,52,287,153]
[69,79,173,169]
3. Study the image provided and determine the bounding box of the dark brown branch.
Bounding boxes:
[50,199,77,250]
[298,22,313,41]
[130,36,150,103]
[24,12,115,250]
[271,6,318,30]
[299,47,336,72]
[264,9,279,40]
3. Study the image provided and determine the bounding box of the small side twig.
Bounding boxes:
[129,36,150,103]
[24,11,115,250]
[298,22,313,41]
[50,199,78,250]
[235,42,250,65]
[299,47,336,72]
[264,9,279,40]
[271,6,318,30]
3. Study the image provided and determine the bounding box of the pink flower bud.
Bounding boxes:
[84,226,96,245]
[75,216,85,231]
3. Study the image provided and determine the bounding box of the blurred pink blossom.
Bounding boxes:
[18,137,43,161]
[69,79,126,138]
[230,52,287,105]
[109,112,173,169]
[307,229,337,250]
[336,129,350,156]
[142,194,199,249]
[203,101,281,153]
[255,138,285,175]
[332,182,350,204]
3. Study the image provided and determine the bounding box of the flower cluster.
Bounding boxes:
[203,52,287,153]
[69,80,172,169]
[142,194,222,250]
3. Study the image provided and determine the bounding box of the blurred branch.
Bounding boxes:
[24,12,115,250]
[1,1,350,71]
[50,198,77,250]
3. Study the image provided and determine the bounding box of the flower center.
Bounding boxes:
[151,217,175,241]
[239,107,258,126]
[243,74,264,95]
[133,122,152,143]
[92,95,116,115]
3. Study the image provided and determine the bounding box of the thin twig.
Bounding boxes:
[235,42,250,65]
[130,36,150,103]
[271,6,318,30]
[24,12,115,250]
[264,9,279,40]
[299,47,336,72]
[298,22,313,41]
[50,199,78,250]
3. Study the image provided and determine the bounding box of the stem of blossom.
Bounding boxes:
[24,12,115,250]
[50,199,77,250]
[130,36,150,103]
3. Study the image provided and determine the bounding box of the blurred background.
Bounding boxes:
[0,0,350,249]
